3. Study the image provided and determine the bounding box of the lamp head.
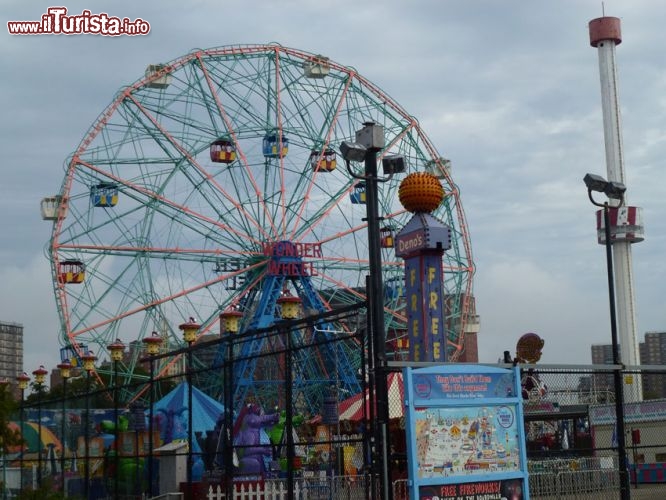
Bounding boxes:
[179,317,200,344]
[107,339,126,362]
[605,180,626,200]
[16,372,30,391]
[584,173,626,203]
[339,141,367,162]
[355,122,385,150]
[382,155,405,174]
[57,361,73,379]
[142,331,163,356]
[583,173,609,193]
[32,365,48,385]
[81,352,97,372]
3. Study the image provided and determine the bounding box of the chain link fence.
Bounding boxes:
[13,350,666,499]
[9,302,386,499]
[522,365,666,499]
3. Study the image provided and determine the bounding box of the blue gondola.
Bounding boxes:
[263,133,289,158]
[91,182,118,207]
[350,182,366,204]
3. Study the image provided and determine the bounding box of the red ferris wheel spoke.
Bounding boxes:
[66,261,263,339]
[195,53,279,239]
[287,73,354,242]
[124,92,272,241]
[74,158,261,245]
[312,268,405,323]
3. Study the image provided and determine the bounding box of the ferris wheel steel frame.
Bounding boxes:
[48,44,474,409]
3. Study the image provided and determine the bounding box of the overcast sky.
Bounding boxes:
[2,0,665,377]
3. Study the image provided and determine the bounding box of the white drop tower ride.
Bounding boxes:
[589,16,645,402]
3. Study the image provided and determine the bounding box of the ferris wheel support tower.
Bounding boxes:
[589,16,644,402]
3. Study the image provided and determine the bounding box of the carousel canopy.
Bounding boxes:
[151,382,224,452]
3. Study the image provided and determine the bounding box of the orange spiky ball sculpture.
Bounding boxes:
[398,171,445,213]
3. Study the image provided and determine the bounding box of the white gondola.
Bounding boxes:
[303,55,330,79]
[424,157,451,179]
[145,64,172,89]
[40,195,67,221]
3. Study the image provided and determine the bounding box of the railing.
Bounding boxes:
[205,476,368,500]
[530,469,620,499]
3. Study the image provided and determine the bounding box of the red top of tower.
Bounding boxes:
[589,17,622,47]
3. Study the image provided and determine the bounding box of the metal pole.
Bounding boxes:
[361,295,372,500]
[148,357,155,497]
[2,451,4,500]
[114,360,120,500]
[364,148,392,500]
[134,427,139,497]
[223,332,234,499]
[37,384,42,488]
[19,390,24,493]
[604,203,630,500]
[187,344,194,499]
[61,378,67,495]
[84,370,91,500]
[1,381,7,500]
[284,325,294,500]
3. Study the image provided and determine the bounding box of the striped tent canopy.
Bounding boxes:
[338,372,404,421]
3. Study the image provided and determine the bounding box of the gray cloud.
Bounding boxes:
[2,0,665,375]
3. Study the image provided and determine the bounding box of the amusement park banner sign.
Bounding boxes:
[411,371,519,400]
[404,365,531,500]
[590,399,666,425]
[419,478,526,500]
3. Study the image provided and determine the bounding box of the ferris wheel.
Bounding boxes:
[44,44,474,408]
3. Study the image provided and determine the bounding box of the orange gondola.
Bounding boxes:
[310,149,336,172]
[58,260,85,284]
[210,138,237,164]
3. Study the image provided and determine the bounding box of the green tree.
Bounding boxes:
[0,382,22,451]
[1,381,23,496]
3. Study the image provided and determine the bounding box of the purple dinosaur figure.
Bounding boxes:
[233,403,279,475]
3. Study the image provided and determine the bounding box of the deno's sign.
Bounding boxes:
[395,230,426,257]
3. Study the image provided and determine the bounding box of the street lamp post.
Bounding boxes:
[0,378,10,500]
[180,318,199,500]
[340,123,403,500]
[584,173,630,500]
[57,361,73,496]
[32,365,48,489]
[142,331,163,497]
[220,312,237,500]
[16,373,30,492]
[81,351,97,500]
[107,339,126,500]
